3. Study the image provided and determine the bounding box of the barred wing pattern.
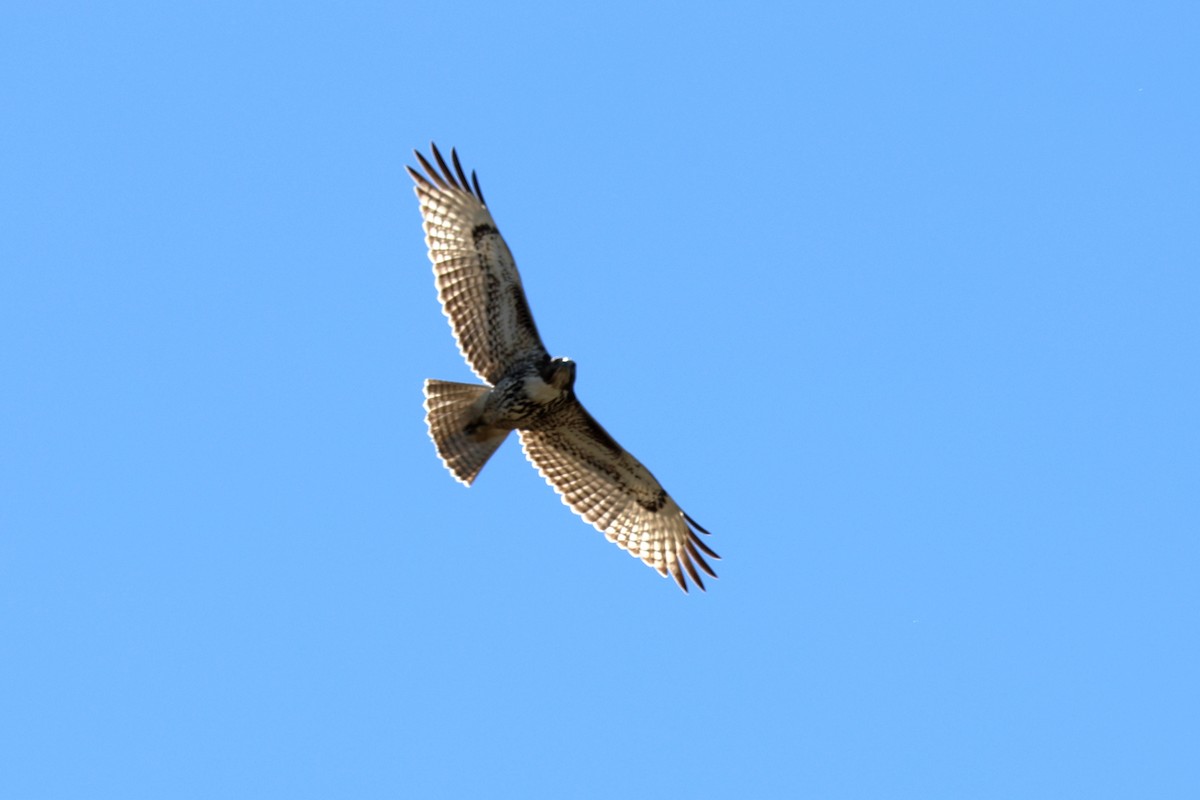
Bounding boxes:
[519,406,718,592]
[406,146,549,383]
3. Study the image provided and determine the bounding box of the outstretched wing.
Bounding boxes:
[519,404,719,592]
[407,144,549,383]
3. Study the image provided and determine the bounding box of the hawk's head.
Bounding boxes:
[543,357,576,392]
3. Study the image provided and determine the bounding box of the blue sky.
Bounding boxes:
[3,1,1198,797]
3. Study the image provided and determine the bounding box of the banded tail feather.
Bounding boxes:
[422,379,509,486]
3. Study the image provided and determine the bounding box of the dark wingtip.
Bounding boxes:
[686,539,718,578]
[450,148,475,199]
[683,512,720,561]
[406,164,431,188]
[471,169,486,205]
[413,148,447,190]
[410,144,485,204]
[680,550,706,591]
[669,560,690,593]
[690,532,720,560]
[431,143,460,190]
[684,512,712,535]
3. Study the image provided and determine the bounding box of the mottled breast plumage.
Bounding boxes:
[483,358,574,430]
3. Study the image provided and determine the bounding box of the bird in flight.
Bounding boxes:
[407,144,719,592]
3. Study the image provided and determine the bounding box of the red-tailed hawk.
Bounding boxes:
[408,144,719,592]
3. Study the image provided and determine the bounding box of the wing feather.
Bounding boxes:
[518,404,719,593]
[409,144,548,382]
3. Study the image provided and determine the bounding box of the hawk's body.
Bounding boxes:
[408,144,718,592]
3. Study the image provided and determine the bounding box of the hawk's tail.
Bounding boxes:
[423,379,510,486]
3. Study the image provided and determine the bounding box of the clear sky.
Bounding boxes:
[3,2,1198,797]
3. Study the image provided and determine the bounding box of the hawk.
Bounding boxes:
[408,144,719,592]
